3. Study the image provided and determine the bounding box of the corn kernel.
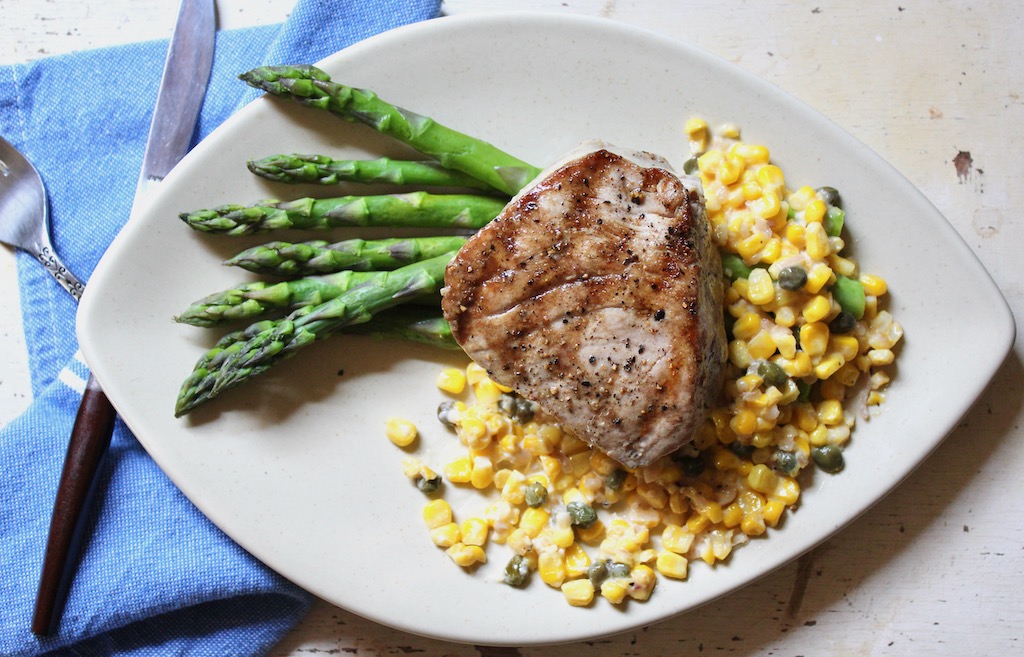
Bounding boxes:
[860,273,888,296]
[814,354,845,380]
[600,578,630,604]
[816,399,844,426]
[561,579,595,606]
[538,551,567,587]
[429,522,461,547]
[747,464,779,495]
[868,349,895,366]
[730,409,758,436]
[435,367,467,394]
[733,312,762,340]
[446,542,486,567]
[385,417,418,447]
[809,424,830,447]
[423,499,453,529]
[564,542,592,577]
[575,519,605,543]
[773,476,801,505]
[799,322,830,357]
[741,513,767,536]
[756,164,785,188]
[519,507,550,538]
[722,502,744,528]
[830,335,861,361]
[468,456,493,489]
[804,199,826,224]
[788,186,817,212]
[656,551,689,580]
[805,222,831,260]
[802,294,831,323]
[628,565,656,601]
[444,455,472,483]
[763,499,786,527]
[460,517,489,547]
[661,524,695,554]
[473,378,504,404]
[737,233,770,261]
[805,263,834,294]
[747,330,778,360]
[465,361,487,384]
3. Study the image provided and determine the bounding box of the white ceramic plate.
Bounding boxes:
[79,12,1015,646]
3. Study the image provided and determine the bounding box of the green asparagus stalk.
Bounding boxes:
[175,270,380,327]
[175,252,456,416]
[342,307,458,350]
[180,191,505,236]
[224,235,469,277]
[239,65,542,195]
[248,154,500,192]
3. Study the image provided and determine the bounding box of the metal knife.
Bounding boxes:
[31,0,216,636]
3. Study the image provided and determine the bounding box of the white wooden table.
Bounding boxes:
[3,1,1022,655]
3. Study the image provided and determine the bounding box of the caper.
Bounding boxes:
[777,266,808,291]
[436,400,459,429]
[682,156,700,175]
[498,392,536,424]
[816,186,842,208]
[773,449,801,477]
[829,310,857,334]
[415,475,442,495]
[605,469,628,490]
[587,560,609,586]
[606,561,631,579]
[524,481,548,508]
[757,360,789,389]
[729,441,756,458]
[566,501,598,528]
[503,554,530,587]
[811,444,845,473]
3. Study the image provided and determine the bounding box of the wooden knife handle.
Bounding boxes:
[31,373,116,636]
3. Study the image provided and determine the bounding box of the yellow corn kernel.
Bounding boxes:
[809,424,830,447]
[732,312,762,340]
[804,263,834,294]
[545,523,576,550]
[444,455,472,483]
[805,221,831,260]
[730,409,758,436]
[473,378,504,404]
[784,222,806,248]
[763,499,786,527]
[564,542,592,578]
[741,180,762,201]
[429,523,460,548]
[600,578,630,604]
[519,507,550,538]
[538,551,567,588]
[561,579,595,606]
[661,524,695,554]
[684,117,708,147]
[385,417,418,447]
[575,519,605,543]
[830,335,861,361]
[788,186,817,212]
[747,330,778,360]
[637,483,669,510]
[814,354,846,380]
[737,232,769,262]
[802,295,831,323]
[435,367,467,394]
[423,499,453,529]
[860,273,888,296]
[589,451,619,476]
[467,456,493,489]
[799,322,830,357]
[656,551,689,580]
[460,517,489,547]
[741,513,767,536]
[628,565,657,601]
[734,142,770,165]
[712,447,741,471]
[868,349,895,366]
[465,361,487,384]
[756,163,785,188]
[773,476,801,505]
[829,254,858,278]
[719,153,745,185]
[446,542,486,567]
[686,513,710,534]
[804,199,826,224]
[728,339,753,369]
[815,399,844,426]
[747,464,779,495]
[722,501,744,528]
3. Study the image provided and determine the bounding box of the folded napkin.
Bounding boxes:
[0,1,441,655]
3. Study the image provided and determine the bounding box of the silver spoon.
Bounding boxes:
[0,134,117,636]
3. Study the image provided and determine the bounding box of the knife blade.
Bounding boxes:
[30,0,216,636]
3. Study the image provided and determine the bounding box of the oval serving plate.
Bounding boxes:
[78,11,1014,646]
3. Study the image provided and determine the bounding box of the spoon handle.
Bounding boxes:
[31,373,116,636]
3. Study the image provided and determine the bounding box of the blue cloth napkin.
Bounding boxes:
[0,1,441,655]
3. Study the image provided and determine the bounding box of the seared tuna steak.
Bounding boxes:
[441,142,726,468]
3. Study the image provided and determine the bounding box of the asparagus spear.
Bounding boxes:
[239,65,542,196]
[175,252,456,416]
[248,154,499,191]
[180,191,505,236]
[224,235,469,277]
[175,270,380,327]
[342,307,458,350]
